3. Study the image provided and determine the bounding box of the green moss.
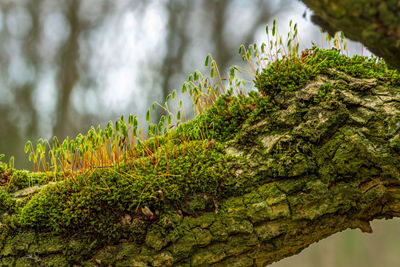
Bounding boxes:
[177,93,259,142]
[14,257,36,267]
[0,161,55,193]
[180,194,213,215]
[1,231,35,256]
[40,254,69,267]
[1,257,15,266]
[17,141,240,241]
[255,56,318,97]
[145,225,169,251]
[255,47,400,101]
[28,234,64,254]
[0,190,17,215]
[390,134,400,151]
[6,171,54,192]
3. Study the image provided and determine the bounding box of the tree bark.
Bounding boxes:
[1,69,400,266]
[301,0,400,71]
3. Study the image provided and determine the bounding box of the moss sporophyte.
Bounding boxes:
[0,19,399,241]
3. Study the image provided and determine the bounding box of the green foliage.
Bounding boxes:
[255,46,400,99]
[19,141,235,240]
[0,189,17,214]
[186,92,262,142]
[306,46,400,85]
[6,171,53,192]
[255,56,317,97]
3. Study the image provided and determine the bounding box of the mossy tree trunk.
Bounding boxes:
[301,0,400,71]
[2,70,400,266]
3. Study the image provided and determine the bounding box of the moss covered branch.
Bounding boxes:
[1,47,400,266]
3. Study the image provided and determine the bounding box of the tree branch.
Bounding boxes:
[1,67,400,265]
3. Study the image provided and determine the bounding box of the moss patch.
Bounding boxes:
[255,47,400,100]
[17,141,240,241]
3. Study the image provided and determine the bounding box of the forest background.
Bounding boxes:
[0,0,398,266]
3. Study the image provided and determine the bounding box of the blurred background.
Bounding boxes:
[0,0,398,265]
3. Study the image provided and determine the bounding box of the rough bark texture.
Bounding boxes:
[1,69,400,266]
[301,0,400,71]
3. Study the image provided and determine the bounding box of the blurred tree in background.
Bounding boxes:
[0,0,112,168]
[0,0,290,169]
